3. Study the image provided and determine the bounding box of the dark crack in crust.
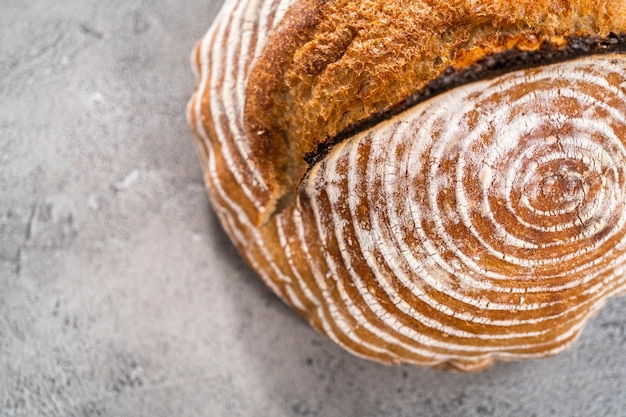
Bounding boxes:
[303,33,626,167]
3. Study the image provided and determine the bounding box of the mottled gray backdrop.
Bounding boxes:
[2,1,626,416]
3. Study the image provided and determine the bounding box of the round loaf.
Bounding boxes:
[188,0,626,370]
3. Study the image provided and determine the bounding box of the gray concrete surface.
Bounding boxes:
[1,1,626,416]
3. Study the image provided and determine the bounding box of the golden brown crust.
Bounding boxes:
[245,0,626,212]
[190,0,626,370]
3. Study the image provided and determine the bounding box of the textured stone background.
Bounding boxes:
[2,1,626,416]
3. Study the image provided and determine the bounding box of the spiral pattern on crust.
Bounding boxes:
[188,0,626,370]
[299,56,626,369]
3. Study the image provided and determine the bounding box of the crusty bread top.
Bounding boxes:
[189,0,626,369]
[244,0,626,219]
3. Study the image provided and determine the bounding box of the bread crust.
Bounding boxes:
[245,0,626,215]
[189,0,626,370]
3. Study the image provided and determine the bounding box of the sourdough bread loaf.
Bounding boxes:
[189,0,626,370]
